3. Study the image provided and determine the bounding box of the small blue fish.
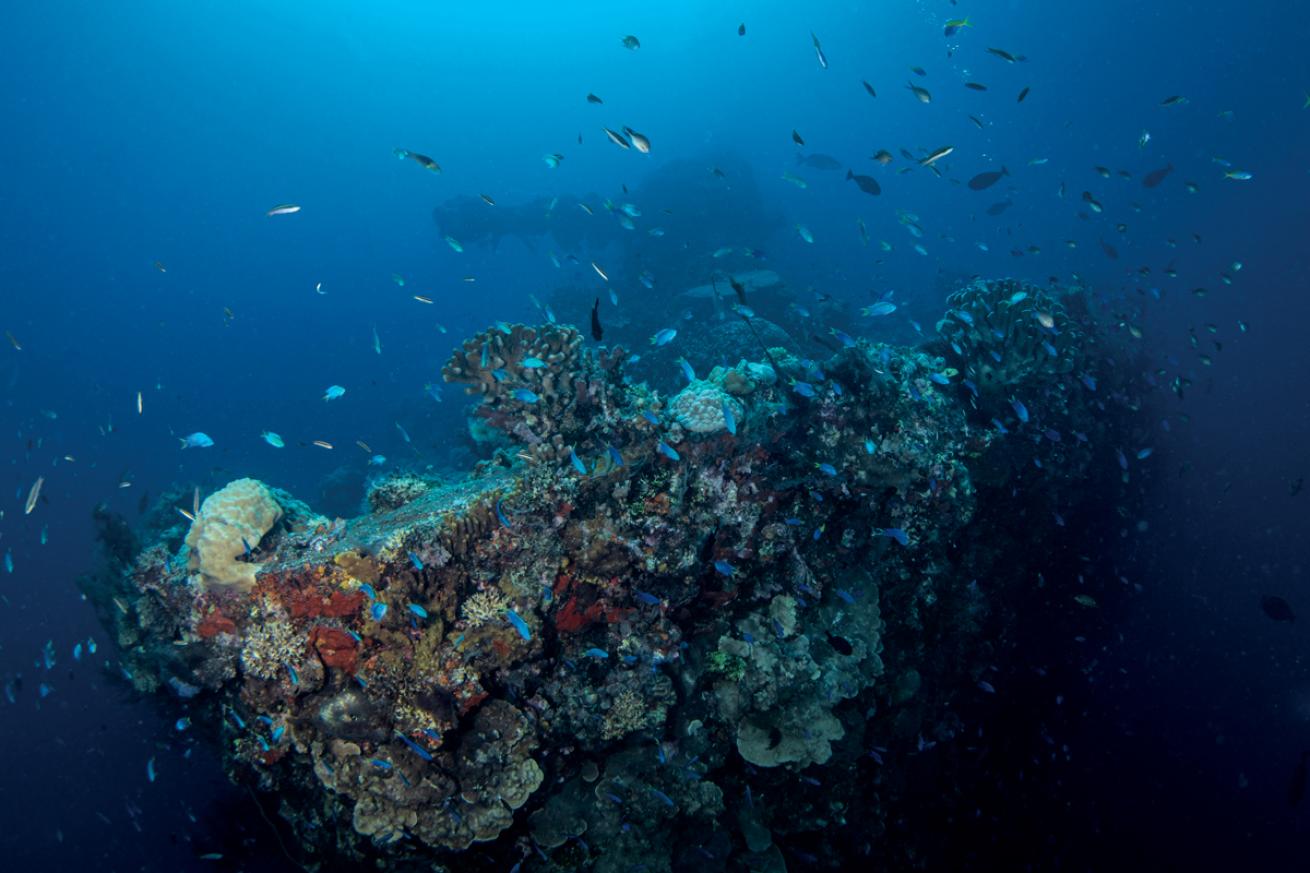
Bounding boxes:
[1044,429,1062,443]
[634,590,661,606]
[722,401,737,435]
[73,642,83,661]
[835,588,856,605]
[1041,340,1058,358]
[606,445,625,467]
[830,328,856,348]
[677,357,695,382]
[480,342,490,367]
[285,663,300,686]
[241,537,252,557]
[656,440,681,461]
[713,559,735,577]
[1136,447,1153,460]
[791,379,817,398]
[396,731,434,761]
[1010,397,1029,423]
[369,758,393,771]
[511,388,539,403]
[991,418,1009,434]
[147,756,157,782]
[175,717,191,731]
[1080,373,1098,391]
[495,498,512,527]
[813,524,825,541]
[651,328,677,346]
[954,309,975,326]
[359,582,378,601]
[521,356,546,368]
[649,787,675,808]
[881,527,909,546]
[408,551,424,570]
[640,410,660,426]
[784,517,803,526]
[179,432,214,449]
[370,602,388,621]
[1116,448,1129,470]
[582,647,609,659]
[815,462,837,476]
[491,368,508,382]
[569,449,587,475]
[929,372,951,385]
[864,439,876,454]
[862,301,897,317]
[977,680,996,694]
[505,607,532,641]
[407,603,429,619]
[271,724,286,743]
[323,385,346,402]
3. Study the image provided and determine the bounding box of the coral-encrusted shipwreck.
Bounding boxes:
[83,283,1148,870]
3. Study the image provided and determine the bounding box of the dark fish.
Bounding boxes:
[1099,238,1118,260]
[1142,163,1173,188]
[985,200,1012,216]
[846,170,881,196]
[797,153,843,170]
[1017,86,1030,102]
[590,298,603,341]
[729,276,747,305]
[1291,752,1309,807]
[862,80,876,97]
[586,93,603,104]
[1292,477,1304,497]
[986,46,1019,62]
[1262,595,1295,623]
[792,129,805,146]
[968,167,1009,190]
[738,23,745,36]
[965,82,987,91]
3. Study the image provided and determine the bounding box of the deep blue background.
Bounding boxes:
[2,1,1308,868]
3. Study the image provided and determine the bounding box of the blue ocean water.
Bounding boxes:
[2,1,1308,869]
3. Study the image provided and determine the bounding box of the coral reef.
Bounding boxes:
[81,280,1151,871]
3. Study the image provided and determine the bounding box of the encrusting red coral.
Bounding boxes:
[309,625,359,673]
[196,609,237,639]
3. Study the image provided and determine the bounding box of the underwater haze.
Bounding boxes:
[2,1,1309,870]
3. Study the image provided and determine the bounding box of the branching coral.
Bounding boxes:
[461,589,509,626]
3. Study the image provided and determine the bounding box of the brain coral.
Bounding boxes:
[185,478,283,591]
[670,380,743,434]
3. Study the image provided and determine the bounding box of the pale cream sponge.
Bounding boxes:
[185,478,283,591]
